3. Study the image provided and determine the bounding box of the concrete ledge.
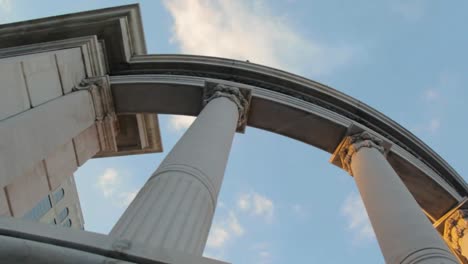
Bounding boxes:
[0,217,229,264]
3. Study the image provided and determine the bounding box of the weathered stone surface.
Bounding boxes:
[44,141,78,190]
[73,124,100,166]
[0,60,30,120]
[22,52,63,106]
[5,162,49,217]
[55,48,86,94]
[0,188,10,216]
[0,91,95,187]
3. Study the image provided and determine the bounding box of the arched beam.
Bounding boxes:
[110,74,463,219]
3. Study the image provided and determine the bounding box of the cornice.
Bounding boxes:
[121,55,468,196]
[0,4,146,72]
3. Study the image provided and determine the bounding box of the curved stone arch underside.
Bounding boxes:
[109,54,466,220]
[1,4,467,263]
[0,3,464,221]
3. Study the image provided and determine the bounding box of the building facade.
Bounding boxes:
[0,4,467,264]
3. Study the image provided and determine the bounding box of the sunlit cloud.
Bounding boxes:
[0,0,12,23]
[168,115,196,132]
[251,243,273,264]
[237,193,251,211]
[237,192,274,222]
[227,211,244,236]
[206,210,244,249]
[163,0,355,76]
[207,225,230,248]
[95,168,119,198]
[341,192,375,243]
[94,168,138,207]
[0,0,11,12]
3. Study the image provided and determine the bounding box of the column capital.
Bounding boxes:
[332,131,386,176]
[77,76,114,120]
[77,76,119,152]
[444,208,468,260]
[203,83,251,132]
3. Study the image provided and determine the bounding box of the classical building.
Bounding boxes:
[0,4,467,264]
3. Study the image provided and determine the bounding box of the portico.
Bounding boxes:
[0,4,467,264]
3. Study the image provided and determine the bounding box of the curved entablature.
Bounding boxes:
[121,55,467,191]
[0,3,464,215]
[1,4,467,262]
[108,54,467,219]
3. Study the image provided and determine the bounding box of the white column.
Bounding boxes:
[111,84,249,256]
[338,132,457,264]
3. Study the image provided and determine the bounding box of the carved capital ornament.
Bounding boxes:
[203,83,251,132]
[444,209,468,258]
[338,131,385,176]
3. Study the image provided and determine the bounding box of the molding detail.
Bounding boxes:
[400,247,458,264]
[203,83,251,132]
[336,131,385,176]
[77,76,118,152]
[444,209,468,259]
[126,55,468,196]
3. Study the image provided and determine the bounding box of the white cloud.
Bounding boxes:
[253,193,274,220]
[206,193,274,258]
[95,168,139,207]
[0,0,11,12]
[206,210,244,249]
[237,192,274,221]
[95,168,120,198]
[341,192,375,242]
[251,243,273,264]
[227,211,244,236]
[0,0,12,23]
[168,115,196,132]
[237,193,251,211]
[391,0,425,21]
[163,0,354,76]
[207,225,230,248]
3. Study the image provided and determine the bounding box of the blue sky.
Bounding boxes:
[2,0,468,263]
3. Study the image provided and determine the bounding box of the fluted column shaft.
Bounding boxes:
[341,132,457,264]
[111,85,247,256]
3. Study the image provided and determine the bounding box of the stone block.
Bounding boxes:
[22,52,62,106]
[0,91,95,187]
[0,60,30,120]
[0,188,10,216]
[5,162,49,217]
[73,124,100,166]
[44,141,78,190]
[55,48,86,94]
